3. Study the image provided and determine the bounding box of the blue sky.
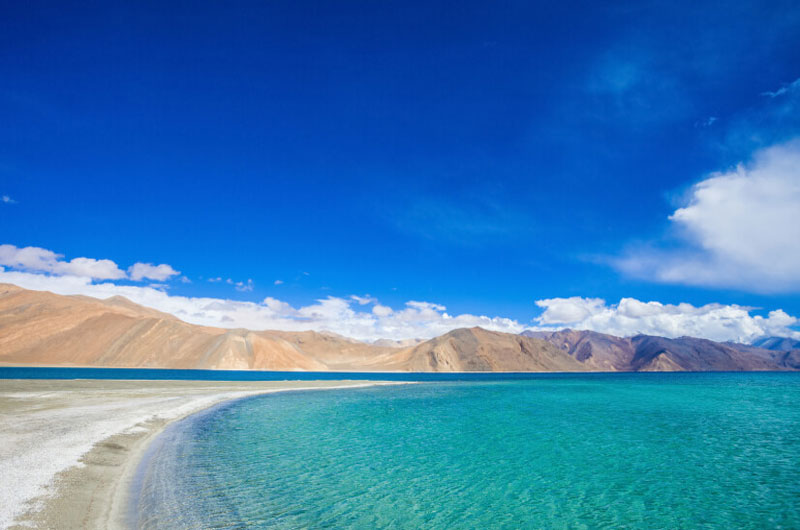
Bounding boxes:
[1,1,799,341]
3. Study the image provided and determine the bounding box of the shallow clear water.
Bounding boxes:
[133,373,800,528]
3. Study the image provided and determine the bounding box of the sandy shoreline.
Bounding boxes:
[1,379,394,529]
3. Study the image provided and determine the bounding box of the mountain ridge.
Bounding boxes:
[1,284,797,372]
[522,329,799,372]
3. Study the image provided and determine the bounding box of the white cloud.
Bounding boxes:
[128,262,180,281]
[274,280,283,285]
[2,195,16,204]
[615,139,800,293]
[235,279,254,292]
[262,296,292,313]
[406,301,446,312]
[372,304,393,317]
[351,295,377,305]
[532,297,799,343]
[0,245,61,272]
[207,276,252,291]
[535,297,606,324]
[62,257,127,279]
[0,245,185,282]
[0,245,126,280]
[761,77,800,98]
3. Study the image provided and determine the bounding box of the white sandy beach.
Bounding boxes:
[0,379,391,529]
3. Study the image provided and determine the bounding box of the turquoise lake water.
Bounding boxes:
[132,373,800,528]
[0,366,580,382]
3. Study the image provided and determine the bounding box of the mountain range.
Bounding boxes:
[1,283,798,372]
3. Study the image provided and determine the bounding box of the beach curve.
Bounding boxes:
[1,379,396,529]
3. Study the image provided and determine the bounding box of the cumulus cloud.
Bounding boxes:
[2,195,16,204]
[128,262,180,281]
[535,297,606,324]
[273,280,283,285]
[0,244,186,283]
[0,245,126,280]
[372,304,393,317]
[532,297,799,343]
[615,139,800,293]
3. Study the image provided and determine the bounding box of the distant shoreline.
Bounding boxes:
[2,365,798,379]
[1,379,399,529]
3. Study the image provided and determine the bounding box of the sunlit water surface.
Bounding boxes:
[132,373,800,528]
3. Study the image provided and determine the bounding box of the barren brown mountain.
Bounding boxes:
[388,327,585,372]
[0,284,580,371]
[522,329,636,371]
[1,284,797,372]
[524,329,799,372]
[0,283,380,370]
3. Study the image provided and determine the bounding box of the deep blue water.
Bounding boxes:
[4,366,796,383]
[0,366,660,382]
[130,372,800,529]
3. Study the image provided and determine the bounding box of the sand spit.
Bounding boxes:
[0,379,393,529]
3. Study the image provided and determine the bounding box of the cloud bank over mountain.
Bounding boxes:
[1,243,797,342]
[535,297,799,343]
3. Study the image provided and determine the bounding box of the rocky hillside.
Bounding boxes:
[1,284,797,372]
[750,336,800,351]
[523,329,799,371]
[389,327,585,372]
